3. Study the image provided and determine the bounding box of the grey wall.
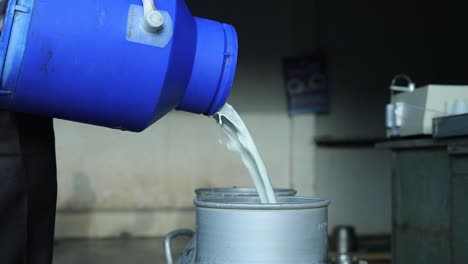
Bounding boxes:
[317,0,468,138]
[314,0,468,235]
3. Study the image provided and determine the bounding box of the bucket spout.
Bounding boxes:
[177,17,238,116]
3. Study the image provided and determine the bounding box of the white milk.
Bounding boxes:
[214,103,277,203]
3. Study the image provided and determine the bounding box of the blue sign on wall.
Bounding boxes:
[283,56,328,115]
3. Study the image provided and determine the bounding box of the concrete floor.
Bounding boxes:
[53,238,190,264]
[53,238,390,264]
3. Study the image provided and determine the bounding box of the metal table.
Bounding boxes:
[377,116,468,264]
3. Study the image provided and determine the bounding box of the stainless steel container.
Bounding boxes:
[329,254,368,264]
[329,226,367,264]
[195,187,297,198]
[166,196,330,264]
[332,226,358,254]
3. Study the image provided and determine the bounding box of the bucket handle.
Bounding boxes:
[164,229,194,264]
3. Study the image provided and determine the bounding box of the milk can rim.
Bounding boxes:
[194,196,330,210]
[195,187,297,197]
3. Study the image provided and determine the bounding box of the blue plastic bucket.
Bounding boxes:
[0,0,238,131]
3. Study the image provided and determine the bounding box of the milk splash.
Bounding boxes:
[214,104,277,203]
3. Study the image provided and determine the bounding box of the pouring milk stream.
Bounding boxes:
[214,104,277,203]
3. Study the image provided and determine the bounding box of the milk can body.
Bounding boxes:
[166,196,330,264]
[166,188,298,264]
[194,197,330,264]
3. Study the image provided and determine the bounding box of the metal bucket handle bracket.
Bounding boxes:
[0,0,34,95]
[164,229,194,264]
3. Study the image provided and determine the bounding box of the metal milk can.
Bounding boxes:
[165,195,330,264]
[165,187,297,264]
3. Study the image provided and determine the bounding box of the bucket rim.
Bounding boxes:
[194,187,297,197]
[194,196,330,210]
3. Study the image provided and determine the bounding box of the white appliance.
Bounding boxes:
[386,84,468,137]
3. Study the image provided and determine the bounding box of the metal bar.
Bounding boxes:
[434,114,468,139]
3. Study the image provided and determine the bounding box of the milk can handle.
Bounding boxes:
[164,229,194,264]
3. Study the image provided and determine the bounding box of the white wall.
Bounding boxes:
[54,0,319,238]
[54,70,293,237]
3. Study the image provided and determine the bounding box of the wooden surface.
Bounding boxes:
[329,251,392,263]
